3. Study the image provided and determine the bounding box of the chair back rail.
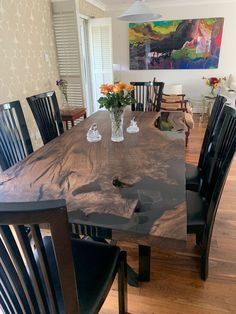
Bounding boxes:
[0,200,79,314]
[205,105,236,201]
[0,101,33,171]
[130,82,150,111]
[198,95,227,169]
[27,91,64,145]
[161,93,188,111]
[201,105,236,249]
[130,81,164,112]
[153,81,164,112]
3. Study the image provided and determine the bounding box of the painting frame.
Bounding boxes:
[129,17,224,70]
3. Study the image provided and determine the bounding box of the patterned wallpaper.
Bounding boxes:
[0,0,104,153]
[0,0,60,150]
[79,0,105,17]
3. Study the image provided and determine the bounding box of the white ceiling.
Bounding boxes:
[96,0,236,11]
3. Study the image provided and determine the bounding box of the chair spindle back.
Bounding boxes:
[198,95,227,169]
[0,200,79,314]
[131,81,164,112]
[27,91,64,145]
[0,101,33,171]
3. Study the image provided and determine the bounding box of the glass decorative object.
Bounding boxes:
[87,123,102,142]
[127,117,139,133]
[97,82,135,142]
[110,108,124,142]
[202,76,226,97]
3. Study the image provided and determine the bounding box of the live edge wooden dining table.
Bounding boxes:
[0,110,186,283]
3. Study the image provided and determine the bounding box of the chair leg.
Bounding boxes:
[118,251,127,314]
[196,231,203,246]
[185,127,190,147]
[200,251,209,281]
[138,245,151,282]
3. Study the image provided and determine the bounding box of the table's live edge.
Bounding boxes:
[0,110,187,248]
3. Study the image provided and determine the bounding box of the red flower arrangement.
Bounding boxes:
[202,76,226,96]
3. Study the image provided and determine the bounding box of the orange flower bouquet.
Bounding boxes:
[98,82,135,142]
[98,82,135,110]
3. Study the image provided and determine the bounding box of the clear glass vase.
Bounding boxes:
[210,86,217,97]
[110,108,124,142]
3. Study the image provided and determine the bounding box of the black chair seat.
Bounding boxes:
[43,236,121,314]
[185,163,201,191]
[186,105,236,280]
[187,190,207,233]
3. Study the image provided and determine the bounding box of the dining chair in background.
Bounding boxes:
[26,91,64,145]
[158,82,194,146]
[161,93,188,111]
[186,95,227,191]
[0,199,127,314]
[152,81,165,112]
[187,104,236,280]
[0,100,33,171]
[160,93,194,146]
[130,81,164,112]
[161,82,186,111]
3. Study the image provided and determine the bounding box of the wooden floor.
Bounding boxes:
[101,115,236,314]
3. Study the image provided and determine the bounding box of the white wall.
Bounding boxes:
[107,2,236,100]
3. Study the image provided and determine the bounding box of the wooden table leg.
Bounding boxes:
[138,245,151,281]
[78,235,140,287]
[66,121,69,130]
[127,264,139,287]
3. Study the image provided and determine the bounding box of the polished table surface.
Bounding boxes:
[0,110,186,247]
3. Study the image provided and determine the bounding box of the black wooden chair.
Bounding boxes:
[130,81,164,112]
[26,91,64,145]
[187,104,236,280]
[0,199,127,314]
[0,100,33,171]
[186,95,227,191]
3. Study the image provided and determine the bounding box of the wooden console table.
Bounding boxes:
[60,106,86,130]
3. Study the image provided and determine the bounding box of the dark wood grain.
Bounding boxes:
[101,116,236,314]
[0,110,186,244]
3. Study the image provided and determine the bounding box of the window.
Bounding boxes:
[88,18,113,112]
[52,1,84,108]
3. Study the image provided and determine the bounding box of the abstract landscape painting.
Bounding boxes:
[129,17,224,70]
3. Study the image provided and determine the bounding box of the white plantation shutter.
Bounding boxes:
[89,18,113,112]
[52,2,84,107]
